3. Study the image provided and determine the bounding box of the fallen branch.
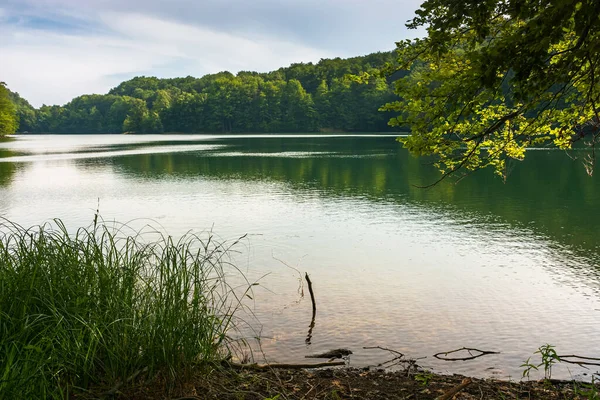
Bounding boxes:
[228,361,345,370]
[306,317,315,345]
[363,345,425,373]
[435,378,472,400]
[305,272,317,345]
[305,272,316,316]
[557,354,600,367]
[433,347,499,361]
[363,346,404,357]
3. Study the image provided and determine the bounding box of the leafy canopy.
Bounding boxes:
[384,0,600,182]
[0,82,18,136]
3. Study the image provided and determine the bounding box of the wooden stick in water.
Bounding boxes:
[305,272,316,315]
[305,272,317,344]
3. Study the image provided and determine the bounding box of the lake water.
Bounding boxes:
[1,134,600,380]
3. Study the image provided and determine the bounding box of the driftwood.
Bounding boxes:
[305,272,317,344]
[305,273,316,314]
[228,361,345,370]
[433,347,499,361]
[363,346,404,357]
[363,346,425,373]
[435,378,472,400]
[557,354,600,367]
[306,317,315,345]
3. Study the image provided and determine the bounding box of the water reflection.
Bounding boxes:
[96,137,600,260]
[0,148,17,186]
[1,135,600,380]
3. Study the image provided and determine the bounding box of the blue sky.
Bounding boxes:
[0,0,424,107]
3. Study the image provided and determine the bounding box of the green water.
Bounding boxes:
[1,134,599,379]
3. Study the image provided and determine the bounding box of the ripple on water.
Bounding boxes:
[1,134,600,380]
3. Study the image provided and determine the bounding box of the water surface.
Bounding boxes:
[1,134,599,380]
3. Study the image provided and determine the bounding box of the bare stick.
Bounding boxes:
[305,273,316,315]
[306,317,315,345]
[305,272,317,344]
[363,346,425,372]
[435,378,472,400]
[557,354,600,367]
[363,346,404,357]
[433,347,499,361]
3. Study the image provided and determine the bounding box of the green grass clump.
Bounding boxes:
[0,218,250,398]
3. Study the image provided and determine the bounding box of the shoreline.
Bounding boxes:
[108,365,597,399]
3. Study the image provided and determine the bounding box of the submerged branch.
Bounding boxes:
[305,272,317,345]
[433,347,499,361]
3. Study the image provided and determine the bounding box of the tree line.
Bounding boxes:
[0,83,18,136]
[2,51,401,135]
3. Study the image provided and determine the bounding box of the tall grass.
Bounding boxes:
[0,218,251,398]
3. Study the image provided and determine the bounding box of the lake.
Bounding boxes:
[1,134,599,380]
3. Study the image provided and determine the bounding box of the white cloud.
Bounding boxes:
[101,12,331,72]
[0,0,425,106]
[0,12,332,106]
[1,28,161,105]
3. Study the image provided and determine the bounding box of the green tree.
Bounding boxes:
[7,90,37,132]
[279,79,317,132]
[384,0,600,181]
[121,98,152,133]
[8,51,400,135]
[314,80,331,130]
[0,83,18,136]
[152,89,172,115]
[257,80,285,132]
[162,92,207,133]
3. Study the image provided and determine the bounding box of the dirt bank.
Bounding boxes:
[107,366,598,399]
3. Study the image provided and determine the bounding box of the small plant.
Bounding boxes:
[536,344,560,380]
[520,357,539,380]
[415,371,434,386]
[521,344,561,381]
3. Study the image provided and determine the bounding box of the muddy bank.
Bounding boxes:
[107,366,598,399]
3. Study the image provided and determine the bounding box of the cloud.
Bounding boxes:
[1,12,333,106]
[0,24,163,106]
[101,12,331,72]
[0,0,424,107]
[16,0,424,52]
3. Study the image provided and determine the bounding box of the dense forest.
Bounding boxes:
[4,51,402,135]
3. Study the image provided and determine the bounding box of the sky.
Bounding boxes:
[0,0,424,107]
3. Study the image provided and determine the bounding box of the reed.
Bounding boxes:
[0,218,250,398]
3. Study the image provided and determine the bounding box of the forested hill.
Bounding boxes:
[8,51,402,134]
